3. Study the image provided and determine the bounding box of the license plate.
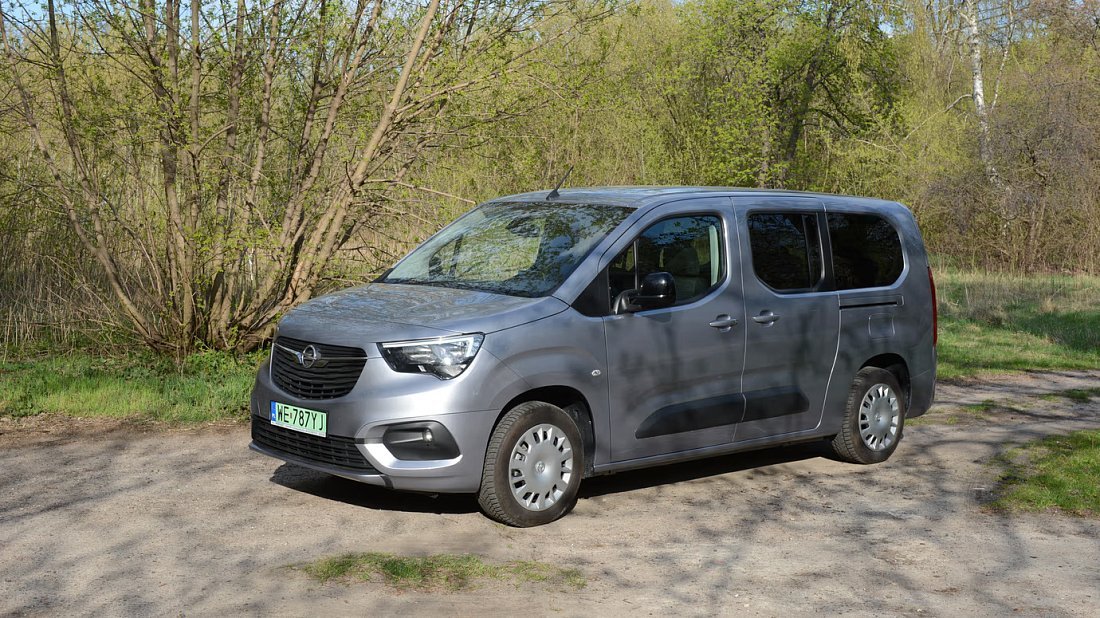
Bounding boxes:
[270,401,327,437]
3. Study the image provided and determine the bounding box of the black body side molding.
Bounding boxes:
[635,387,809,439]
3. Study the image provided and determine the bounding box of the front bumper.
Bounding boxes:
[249,438,392,487]
[248,358,503,493]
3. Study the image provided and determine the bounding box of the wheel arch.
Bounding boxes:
[860,353,911,410]
[497,386,596,477]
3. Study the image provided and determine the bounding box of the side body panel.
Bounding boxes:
[733,197,841,443]
[817,198,938,434]
[480,311,613,467]
[600,198,747,462]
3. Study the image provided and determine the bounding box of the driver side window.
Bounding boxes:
[609,215,723,308]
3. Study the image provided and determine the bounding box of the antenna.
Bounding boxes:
[546,166,573,200]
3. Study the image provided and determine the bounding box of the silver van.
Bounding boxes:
[250,188,937,526]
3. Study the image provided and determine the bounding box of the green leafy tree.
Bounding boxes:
[0,0,617,353]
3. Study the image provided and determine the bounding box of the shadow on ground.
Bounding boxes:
[270,440,834,515]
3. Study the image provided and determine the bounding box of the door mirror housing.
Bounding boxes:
[621,272,676,312]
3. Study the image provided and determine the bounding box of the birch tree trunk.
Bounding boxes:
[960,0,1004,191]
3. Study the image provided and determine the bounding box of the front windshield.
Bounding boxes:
[384,201,633,297]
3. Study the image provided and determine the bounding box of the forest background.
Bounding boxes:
[0,0,1098,356]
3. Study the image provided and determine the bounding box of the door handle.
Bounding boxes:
[708,315,739,331]
[752,311,781,325]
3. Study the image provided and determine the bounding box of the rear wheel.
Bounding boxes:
[478,401,584,527]
[831,367,906,464]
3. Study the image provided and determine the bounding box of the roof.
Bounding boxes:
[490,186,900,210]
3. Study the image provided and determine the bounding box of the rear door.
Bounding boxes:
[733,197,840,443]
[602,198,746,462]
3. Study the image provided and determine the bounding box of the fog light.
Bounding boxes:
[382,421,459,461]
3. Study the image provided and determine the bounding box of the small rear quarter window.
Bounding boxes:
[827,213,904,290]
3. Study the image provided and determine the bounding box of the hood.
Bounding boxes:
[275,283,569,354]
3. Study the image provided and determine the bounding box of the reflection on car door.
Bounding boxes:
[733,197,840,443]
[603,199,747,462]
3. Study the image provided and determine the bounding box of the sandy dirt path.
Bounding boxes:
[2,370,1099,617]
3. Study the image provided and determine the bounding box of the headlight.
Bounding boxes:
[379,333,484,379]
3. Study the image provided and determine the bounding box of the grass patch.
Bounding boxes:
[300,552,586,591]
[964,400,998,414]
[3,268,1095,423]
[0,350,262,424]
[991,430,1100,517]
[909,398,1020,426]
[1044,388,1100,403]
[935,269,1100,379]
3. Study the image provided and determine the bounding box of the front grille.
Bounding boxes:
[252,417,377,472]
[271,336,367,399]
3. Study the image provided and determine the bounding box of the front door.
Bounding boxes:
[733,197,840,443]
[603,200,746,462]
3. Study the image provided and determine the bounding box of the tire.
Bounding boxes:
[478,401,584,527]
[830,367,907,464]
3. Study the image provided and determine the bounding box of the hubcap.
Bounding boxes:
[859,383,900,451]
[508,423,574,511]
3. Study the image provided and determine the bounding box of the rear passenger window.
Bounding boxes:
[827,213,904,290]
[748,213,823,292]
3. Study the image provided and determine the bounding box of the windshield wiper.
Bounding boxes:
[383,277,524,297]
[385,277,480,291]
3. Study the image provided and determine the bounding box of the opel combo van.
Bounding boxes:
[250,187,937,527]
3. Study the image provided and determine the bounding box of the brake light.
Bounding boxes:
[928,266,938,347]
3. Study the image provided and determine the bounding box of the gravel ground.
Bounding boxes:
[2,370,1099,617]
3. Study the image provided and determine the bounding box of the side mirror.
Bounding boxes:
[622,272,676,312]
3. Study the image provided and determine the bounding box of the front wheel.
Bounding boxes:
[478,401,584,527]
[831,367,906,464]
